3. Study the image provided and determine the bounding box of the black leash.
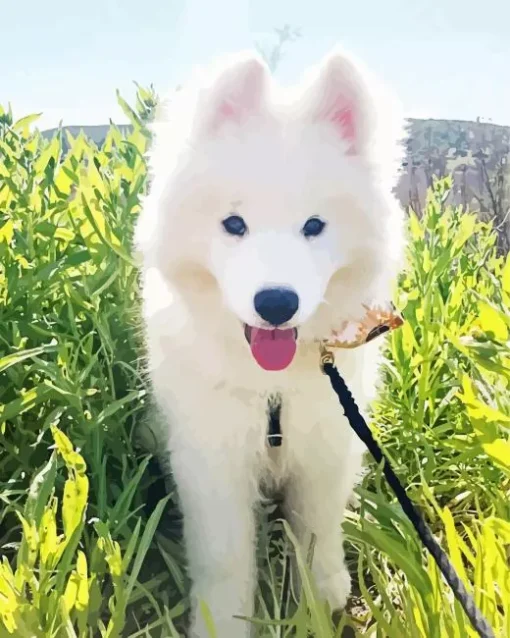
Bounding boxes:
[320,351,495,638]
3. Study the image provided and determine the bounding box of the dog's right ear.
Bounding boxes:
[193,54,270,137]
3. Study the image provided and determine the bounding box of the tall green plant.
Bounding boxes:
[345,178,510,636]
[374,178,510,514]
[0,90,187,637]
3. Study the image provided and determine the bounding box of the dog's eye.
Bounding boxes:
[222,214,248,237]
[302,216,326,238]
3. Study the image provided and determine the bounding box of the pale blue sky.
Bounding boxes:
[4,0,510,130]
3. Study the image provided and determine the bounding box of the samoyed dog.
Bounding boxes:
[135,47,404,637]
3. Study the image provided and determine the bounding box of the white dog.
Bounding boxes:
[135,47,404,637]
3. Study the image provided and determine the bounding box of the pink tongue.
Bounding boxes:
[250,328,297,371]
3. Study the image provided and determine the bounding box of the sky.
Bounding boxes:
[4,0,510,130]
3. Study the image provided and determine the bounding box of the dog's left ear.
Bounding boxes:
[301,48,377,156]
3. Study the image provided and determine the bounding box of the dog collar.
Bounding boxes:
[267,302,404,448]
[322,301,404,350]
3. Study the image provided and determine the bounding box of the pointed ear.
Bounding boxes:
[196,54,269,136]
[301,49,375,155]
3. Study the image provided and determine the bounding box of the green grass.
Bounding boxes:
[0,91,509,637]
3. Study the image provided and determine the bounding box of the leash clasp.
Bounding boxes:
[319,343,334,373]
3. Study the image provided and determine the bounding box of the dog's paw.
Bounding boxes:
[317,567,352,611]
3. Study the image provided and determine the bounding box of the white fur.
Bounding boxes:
[135,47,405,637]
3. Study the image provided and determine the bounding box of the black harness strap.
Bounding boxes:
[267,395,283,447]
[321,354,494,638]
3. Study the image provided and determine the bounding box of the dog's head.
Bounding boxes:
[136,48,405,371]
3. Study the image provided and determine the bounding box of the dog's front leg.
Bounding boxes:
[169,401,259,638]
[283,391,365,613]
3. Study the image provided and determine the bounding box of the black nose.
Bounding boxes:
[254,287,299,326]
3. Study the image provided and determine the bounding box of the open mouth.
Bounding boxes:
[244,324,298,371]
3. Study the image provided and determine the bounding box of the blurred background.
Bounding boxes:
[5,0,510,129]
